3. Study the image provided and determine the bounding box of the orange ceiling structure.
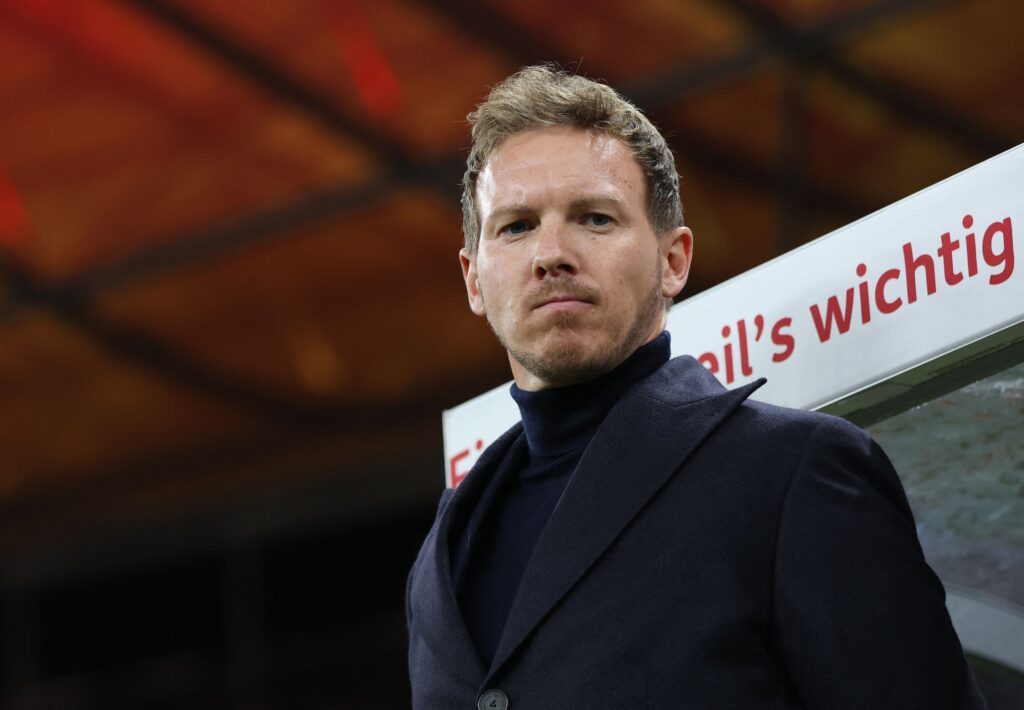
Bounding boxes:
[0,0,1021,564]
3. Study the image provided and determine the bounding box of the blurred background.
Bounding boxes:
[0,0,1021,707]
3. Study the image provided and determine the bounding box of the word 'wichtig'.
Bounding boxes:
[698,214,1016,384]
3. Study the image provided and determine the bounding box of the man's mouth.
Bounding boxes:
[534,295,593,311]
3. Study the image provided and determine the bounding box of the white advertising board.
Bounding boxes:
[442,144,1024,489]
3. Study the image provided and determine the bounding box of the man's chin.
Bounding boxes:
[509,336,621,388]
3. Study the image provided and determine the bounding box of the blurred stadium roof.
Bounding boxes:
[0,0,1022,572]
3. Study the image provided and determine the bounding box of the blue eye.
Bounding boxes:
[502,220,529,235]
[585,213,612,227]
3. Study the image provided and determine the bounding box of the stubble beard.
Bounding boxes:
[484,267,665,388]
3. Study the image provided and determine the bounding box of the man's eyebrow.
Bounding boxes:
[486,204,532,223]
[480,205,533,234]
[567,194,629,212]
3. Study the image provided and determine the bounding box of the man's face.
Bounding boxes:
[460,126,692,390]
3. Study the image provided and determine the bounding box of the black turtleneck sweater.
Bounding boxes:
[453,332,671,665]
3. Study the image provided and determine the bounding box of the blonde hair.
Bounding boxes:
[461,65,683,253]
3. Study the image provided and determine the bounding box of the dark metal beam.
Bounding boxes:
[625,0,954,107]
[4,248,504,430]
[1,256,333,425]
[716,0,1012,157]
[67,170,402,294]
[124,0,413,171]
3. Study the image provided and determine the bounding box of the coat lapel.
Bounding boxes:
[486,357,765,679]
[417,421,525,682]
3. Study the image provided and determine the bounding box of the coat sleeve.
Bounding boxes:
[772,416,988,710]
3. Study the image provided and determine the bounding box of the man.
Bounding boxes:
[407,65,986,709]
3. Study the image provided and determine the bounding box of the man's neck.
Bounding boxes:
[510,331,671,456]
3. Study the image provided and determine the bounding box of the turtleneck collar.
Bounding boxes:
[510,331,671,458]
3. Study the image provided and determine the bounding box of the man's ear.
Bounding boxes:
[459,248,487,316]
[660,226,693,301]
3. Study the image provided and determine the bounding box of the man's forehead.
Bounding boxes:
[477,127,643,210]
[485,126,630,171]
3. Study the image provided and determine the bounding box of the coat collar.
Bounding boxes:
[484,356,765,681]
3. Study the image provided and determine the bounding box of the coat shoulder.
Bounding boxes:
[638,356,879,472]
[732,397,869,445]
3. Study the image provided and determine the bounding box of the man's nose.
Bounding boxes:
[532,223,578,278]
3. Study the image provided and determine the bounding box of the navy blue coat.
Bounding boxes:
[407,356,986,709]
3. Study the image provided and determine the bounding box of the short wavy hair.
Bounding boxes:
[461,65,683,253]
